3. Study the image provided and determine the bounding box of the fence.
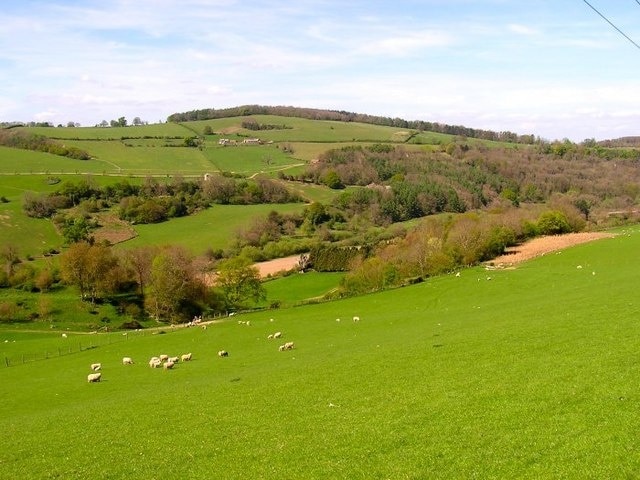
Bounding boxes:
[2,331,134,368]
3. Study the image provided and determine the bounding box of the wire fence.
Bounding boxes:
[2,331,134,368]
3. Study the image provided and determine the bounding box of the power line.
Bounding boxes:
[582,0,640,50]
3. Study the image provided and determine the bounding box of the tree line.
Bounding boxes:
[166,104,538,145]
[22,174,303,243]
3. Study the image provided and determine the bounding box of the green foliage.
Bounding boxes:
[322,170,344,189]
[309,245,366,272]
[61,216,95,244]
[536,210,572,235]
[215,256,266,308]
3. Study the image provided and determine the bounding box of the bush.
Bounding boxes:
[536,211,572,235]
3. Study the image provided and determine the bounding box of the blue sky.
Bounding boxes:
[2,0,640,141]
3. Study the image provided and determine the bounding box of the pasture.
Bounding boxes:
[2,228,640,478]
[119,203,306,254]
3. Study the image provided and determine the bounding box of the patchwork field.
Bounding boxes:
[2,228,639,478]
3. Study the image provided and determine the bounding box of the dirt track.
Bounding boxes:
[254,254,302,277]
[490,231,616,266]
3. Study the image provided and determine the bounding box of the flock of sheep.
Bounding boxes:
[86,352,192,382]
[86,314,360,384]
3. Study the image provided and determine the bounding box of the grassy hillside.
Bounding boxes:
[1,228,638,478]
[120,203,306,253]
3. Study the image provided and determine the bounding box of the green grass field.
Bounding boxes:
[119,203,306,254]
[2,228,640,478]
[261,271,344,307]
[20,123,193,139]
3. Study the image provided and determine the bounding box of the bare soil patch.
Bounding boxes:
[489,231,616,267]
[92,213,137,245]
[254,254,302,277]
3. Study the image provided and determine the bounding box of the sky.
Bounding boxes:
[2,0,640,141]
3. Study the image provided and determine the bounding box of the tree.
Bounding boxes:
[132,116,143,126]
[60,242,119,302]
[203,125,213,135]
[215,257,265,309]
[146,246,205,323]
[574,198,591,221]
[122,246,156,297]
[62,216,93,244]
[117,116,127,127]
[0,243,20,277]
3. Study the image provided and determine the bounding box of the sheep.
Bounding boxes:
[90,363,101,371]
[352,316,360,322]
[87,372,102,383]
[218,350,229,357]
[122,357,134,365]
[159,354,169,362]
[61,333,67,338]
[273,331,282,339]
[149,357,162,368]
[279,342,295,351]
[163,360,175,370]
[168,356,179,363]
[181,353,192,362]
[267,334,273,339]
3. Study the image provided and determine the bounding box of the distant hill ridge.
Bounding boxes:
[167,104,538,145]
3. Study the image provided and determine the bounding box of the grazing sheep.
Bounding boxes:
[352,316,360,322]
[159,354,169,362]
[163,360,175,370]
[62,333,67,338]
[218,350,229,357]
[90,363,101,371]
[87,372,102,383]
[273,331,282,339]
[267,334,274,339]
[149,357,162,368]
[168,356,179,363]
[181,353,192,362]
[122,357,134,365]
[279,342,295,351]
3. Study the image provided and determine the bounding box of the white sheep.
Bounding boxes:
[168,356,179,363]
[218,350,229,357]
[181,353,192,362]
[90,363,101,371]
[122,357,134,365]
[352,316,360,322]
[62,333,67,338]
[267,334,274,339]
[273,331,282,339]
[159,354,169,362]
[163,360,175,370]
[87,372,102,383]
[149,357,162,368]
[279,342,295,351]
